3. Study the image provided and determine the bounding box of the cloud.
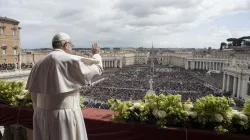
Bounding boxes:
[0,0,250,49]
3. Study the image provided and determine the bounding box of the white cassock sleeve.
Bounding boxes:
[63,54,103,87]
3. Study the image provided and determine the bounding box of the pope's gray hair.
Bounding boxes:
[52,40,68,49]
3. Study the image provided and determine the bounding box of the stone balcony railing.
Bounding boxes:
[0,69,31,78]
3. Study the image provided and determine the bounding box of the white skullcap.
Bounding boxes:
[52,32,71,43]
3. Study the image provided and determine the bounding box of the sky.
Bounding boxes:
[0,0,250,49]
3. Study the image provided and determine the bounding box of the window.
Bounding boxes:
[2,49,6,55]
[14,49,17,55]
[13,30,16,36]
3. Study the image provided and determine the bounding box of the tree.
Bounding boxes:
[220,42,227,50]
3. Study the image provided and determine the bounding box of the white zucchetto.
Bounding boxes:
[52,32,71,43]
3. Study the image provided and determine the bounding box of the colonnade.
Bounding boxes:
[222,72,250,100]
[186,61,225,71]
[102,59,122,68]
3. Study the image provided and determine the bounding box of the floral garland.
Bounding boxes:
[108,94,250,135]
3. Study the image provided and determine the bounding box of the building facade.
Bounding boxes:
[223,61,250,100]
[0,17,21,64]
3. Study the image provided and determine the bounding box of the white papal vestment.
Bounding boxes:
[26,49,103,140]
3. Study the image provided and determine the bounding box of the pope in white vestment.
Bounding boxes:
[25,33,103,140]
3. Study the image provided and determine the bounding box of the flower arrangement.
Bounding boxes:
[108,93,250,135]
[0,80,84,108]
[0,80,32,107]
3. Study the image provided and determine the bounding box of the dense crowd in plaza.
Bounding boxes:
[0,63,34,71]
[80,65,226,109]
[187,69,224,89]
[0,63,17,70]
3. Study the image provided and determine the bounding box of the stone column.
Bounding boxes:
[222,74,226,91]
[226,75,230,92]
[237,77,241,98]
[185,61,188,70]
[119,60,122,68]
[192,61,195,70]
[108,61,110,68]
[233,76,237,97]
[111,61,113,68]
[18,53,22,70]
[241,80,247,99]
[115,60,117,68]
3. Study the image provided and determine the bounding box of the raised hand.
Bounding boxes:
[91,43,101,54]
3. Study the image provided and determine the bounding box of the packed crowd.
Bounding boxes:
[0,63,34,71]
[0,63,17,70]
[80,65,223,108]
[187,69,223,89]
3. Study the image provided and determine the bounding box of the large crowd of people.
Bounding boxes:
[0,63,33,71]
[0,63,17,70]
[80,65,226,109]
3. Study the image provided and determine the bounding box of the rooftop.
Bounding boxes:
[0,16,20,24]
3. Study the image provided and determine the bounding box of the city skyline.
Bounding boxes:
[1,0,250,49]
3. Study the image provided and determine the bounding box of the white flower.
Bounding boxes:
[129,106,135,111]
[226,112,233,120]
[157,110,167,119]
[232,110,249,123]
[152,109,159,118]
[239,113,248,123]
[232,110,239,114]
[213,113,224,123]
[184,104,193,111]
[239,121,246,126]
[15,94,25,100]
[133,102,141,109]
[188,111,197,119]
